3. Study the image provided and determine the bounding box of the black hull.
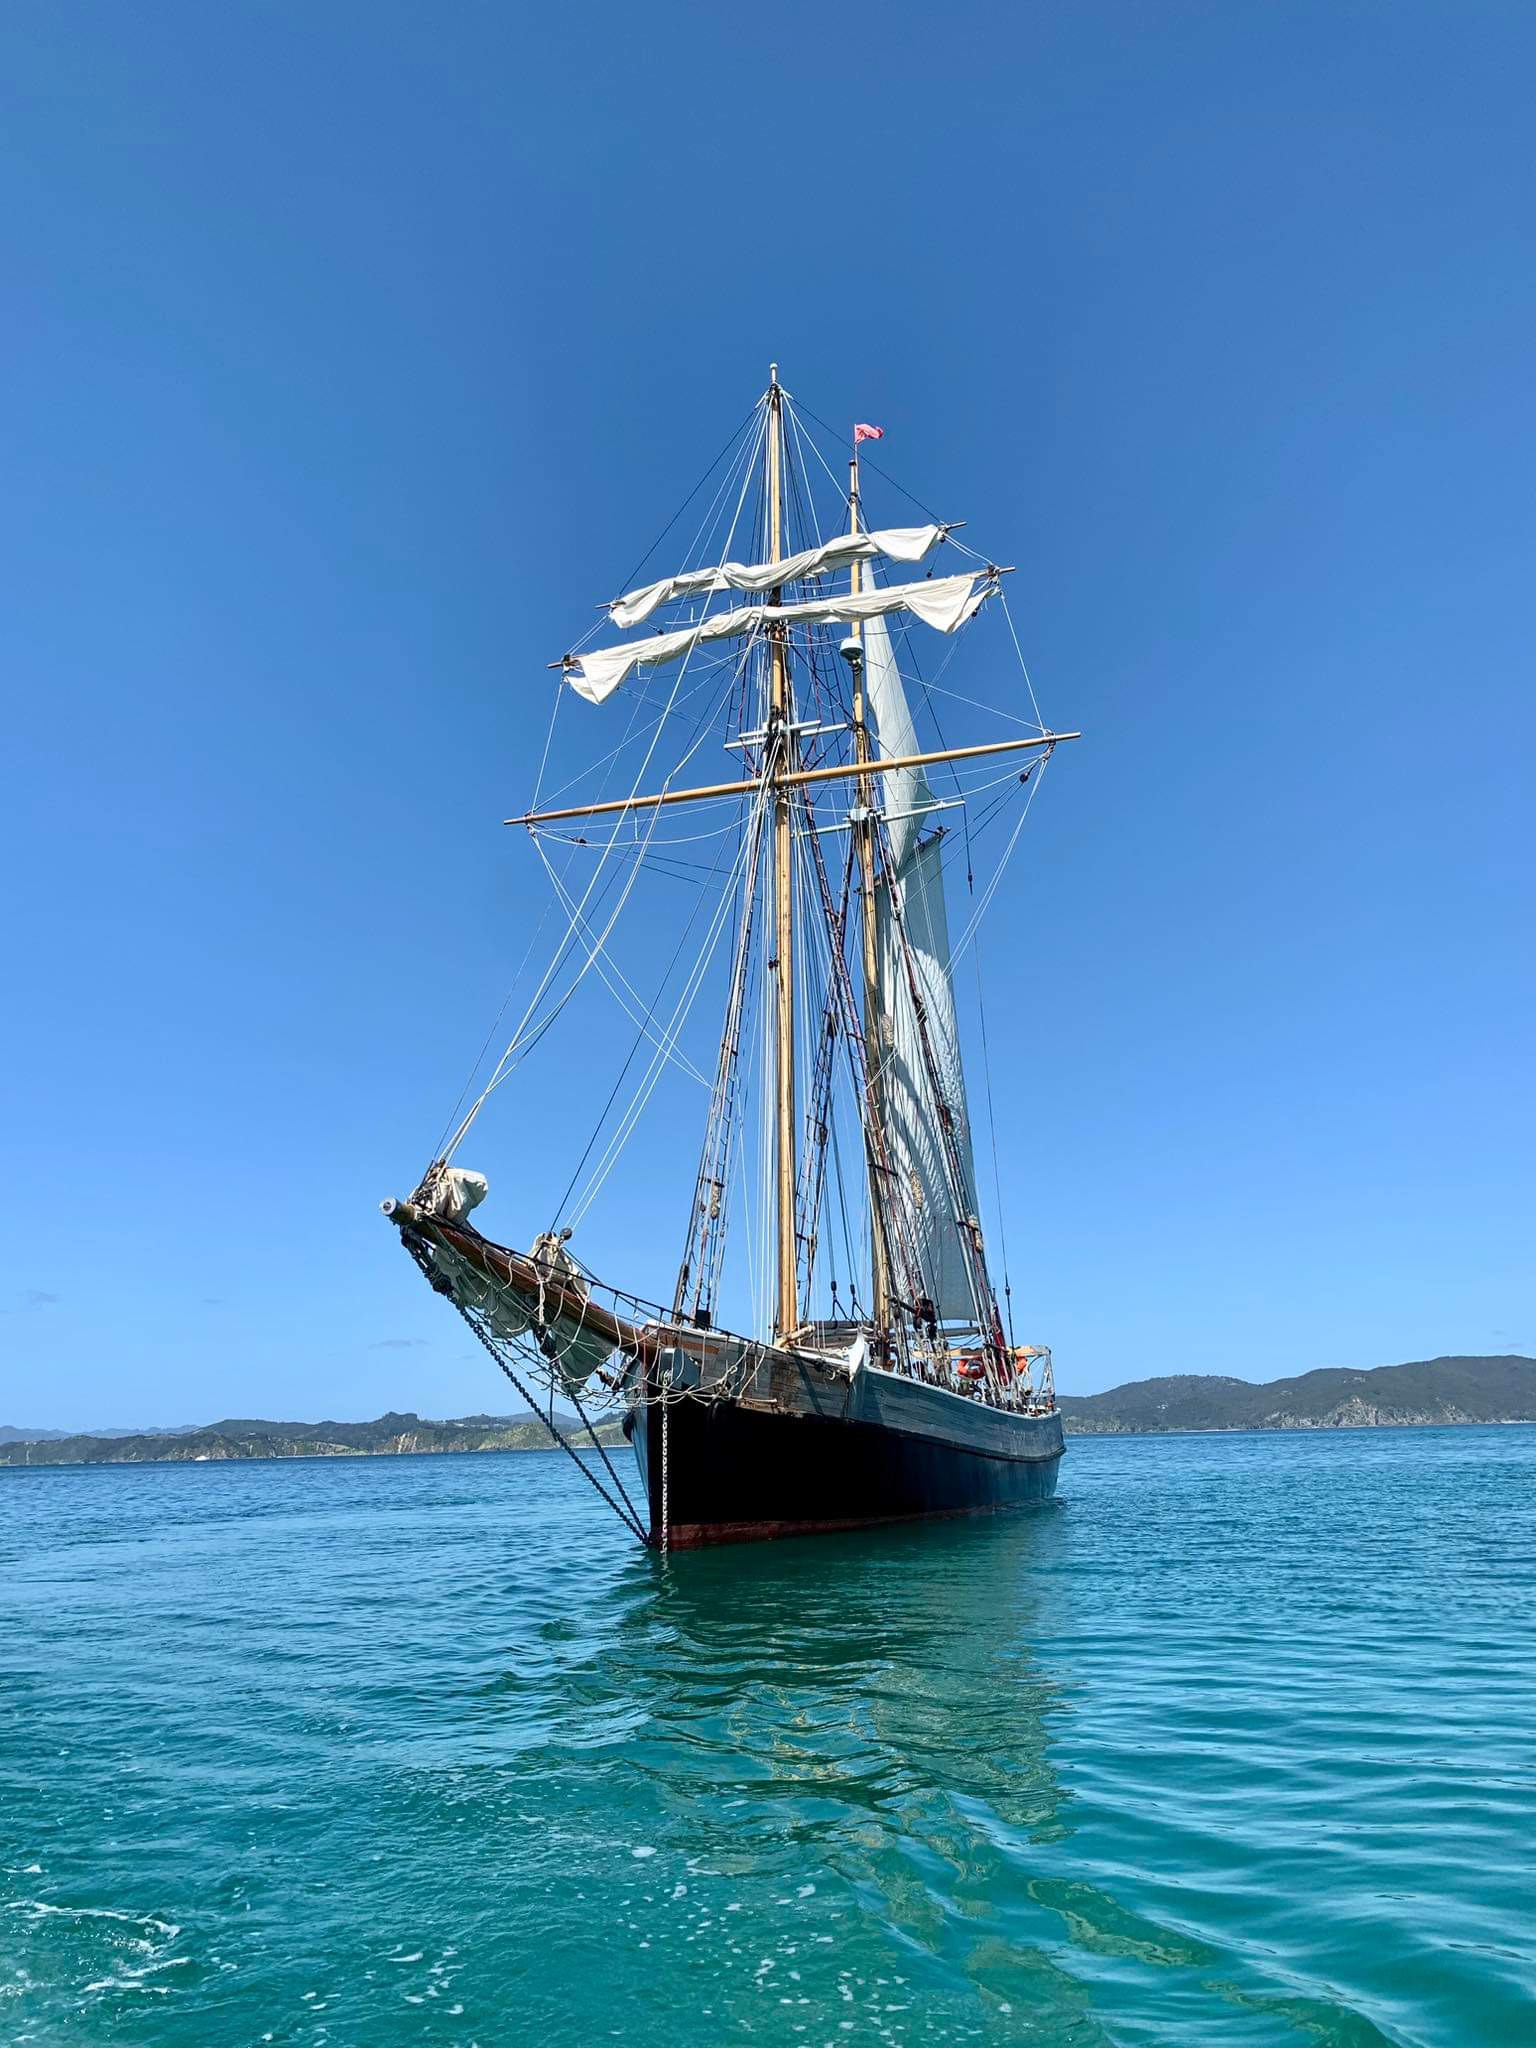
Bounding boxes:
[627,1371,1064,1548]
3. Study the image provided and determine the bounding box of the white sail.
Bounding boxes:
[866,610,981,1323]
[861,607,930,870]
[611,525,948,628]
[566,571,991,705]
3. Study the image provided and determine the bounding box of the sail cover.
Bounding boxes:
[567,571,990,705]
[866,610,982,1323]
[610,525,949,628]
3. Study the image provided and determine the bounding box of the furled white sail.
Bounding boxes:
[861,607,929,870]
[424,1229,617,1401]
[567,570,990,705]
[611,525,948,628]
[866,609,982,1324]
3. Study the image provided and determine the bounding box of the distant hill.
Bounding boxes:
[0,1409,625,1467]
[8,1358,1532,1465]
[0,1423,197,1444]
[1059,1355,1536,1434]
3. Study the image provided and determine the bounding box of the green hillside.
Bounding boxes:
[1059,1355,1536,1433]
[7,1357,1533,1465]
[0,1409,626,1466]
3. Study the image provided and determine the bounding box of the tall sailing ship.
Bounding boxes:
[383,369,1077,1549]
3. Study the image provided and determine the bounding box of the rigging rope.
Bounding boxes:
[538,849,715,1088]
[431,426,768,1168]
[787,392,948,527]
[550,834,738,1222]
[972,940,1015,1349]
[673,781,767,1322]
[606,402,765,630]
[432,407,769,1173]
[400,1230,649,1545]
[561,778,770,1231]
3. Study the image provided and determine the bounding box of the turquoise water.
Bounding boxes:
[3,1429,1534,2046]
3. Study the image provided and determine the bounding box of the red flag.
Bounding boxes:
[853,422,884,444]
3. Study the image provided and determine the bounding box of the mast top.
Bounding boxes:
[769,362,779,387]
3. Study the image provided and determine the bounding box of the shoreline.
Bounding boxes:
[6,1414,1536,1472]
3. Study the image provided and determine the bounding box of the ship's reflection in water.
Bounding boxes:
[558,1503,1119,2042]
[632,1508,1071,1854]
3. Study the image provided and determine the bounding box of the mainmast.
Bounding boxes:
[766,367,798,1342]
[844,449,890,1333]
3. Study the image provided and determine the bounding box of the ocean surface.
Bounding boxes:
[3,1427,1534,2047]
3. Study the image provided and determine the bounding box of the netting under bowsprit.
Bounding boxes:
[402,1218,764,1414]
[417,1229,626,1401]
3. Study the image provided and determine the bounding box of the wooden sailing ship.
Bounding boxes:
[384,369,1076,1548]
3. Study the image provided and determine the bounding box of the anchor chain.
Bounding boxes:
[660,1389,670,1556]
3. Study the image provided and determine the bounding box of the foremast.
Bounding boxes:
[765,367,799,1342]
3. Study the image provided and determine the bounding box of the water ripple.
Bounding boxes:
[3,1428,1534,2043]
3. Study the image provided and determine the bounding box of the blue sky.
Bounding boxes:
[3,1,1531,1428]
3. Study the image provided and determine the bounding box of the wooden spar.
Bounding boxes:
[380,1199,659,1360]
[847,448,889,1332]
[383,1199,778,1377]
[504,732,1079,827]
[767,367,798,1345]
